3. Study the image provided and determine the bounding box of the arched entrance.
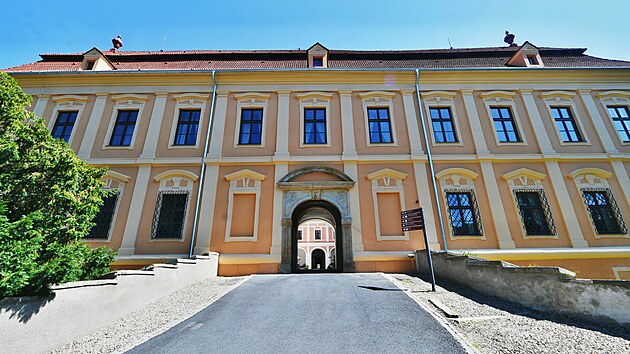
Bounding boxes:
[291,200,343,273]
[278,166,356,273]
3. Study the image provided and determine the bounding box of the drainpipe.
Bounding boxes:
[189,70,217,258]
[415,69,448,252]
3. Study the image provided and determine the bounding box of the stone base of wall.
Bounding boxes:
[218,263,279,276]
[0,253,219,354]
[355,260,415,273]
[415,250,630,328]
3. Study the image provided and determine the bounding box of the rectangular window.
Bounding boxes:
[446,191,482,236]
[152,191,188,239]
[607,106,630,142]
[514,191,555,236]
[297,230,303,240]
[109,110,138,146]
[304,108,327,144]
[174,109,200,145]
[527,55,538,65]
[313,57,323,67]
[314,229,322,240]
[85,61,96,70]
[367,108,393,143]
[52,111,78,143]
[551,107,583,142]
[582,190,626,235]
[86,193,119,239]
[490,107,521,143]
[238,109,263,145]
[430,107,458,143]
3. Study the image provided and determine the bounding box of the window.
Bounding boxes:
[86,193,119,239]
[304,108,327,144]
[582,190,626,235]
[607,106,630,142]
[445,191,482,236]
[297,230,303,240]
[173,109,200,146]
[430,107,458,143]
[238,109,263,145]
[152,191,189,239]
[527,55,538,65]
[109,110,138,146]
[367,108,393,143]
[51,111,78,143]
[490,107,521,142]
[551,107,583,143]
[514,191,555,236]
[314,230,322,240]
[312,57,323,67]
[85,61,96,70]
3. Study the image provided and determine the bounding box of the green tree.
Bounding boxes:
[0,72,116,297]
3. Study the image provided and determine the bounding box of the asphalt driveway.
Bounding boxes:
[126,273,466,354]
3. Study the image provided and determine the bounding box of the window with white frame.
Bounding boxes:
[224,169,265,242]
[104,94,148,149]
[297,92,332,147]
[541,91,588,145]
[48,95,89,144]
[85,171,130,241]
[359,91,397,146]
[597,91,630,144]
[366,168,408,241]
[169,93,209,148]
[569,168,628,238]
[151,170,198,240]
[436,168,484,238]
[422,91,462,146]
[502,168,556,238]
[234,92,270,148]
[480,91,527,146]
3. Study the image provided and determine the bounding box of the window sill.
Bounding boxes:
[225,236,257,242]
[168,144,201,150]
[149,237,185,243]
[593,233,630,239]
[300,143,332,148]
[522,234,559,240]
[366,142,398,148]
[103,145,134,150]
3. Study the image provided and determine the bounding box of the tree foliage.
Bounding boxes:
[0,72,116,297]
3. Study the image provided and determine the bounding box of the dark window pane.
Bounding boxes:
[515,191,554,236]
[608,106,630,142]
[238,109,263,145]
[86,193,119,239]
[491,107,521,142]
[445,191,481,236]
[153,192,188,238]
[109,110,138,146]
[174,109,200,146]
[582,190,626,235]
[51,111,78,143]
[304,108,327,144]
[429,107,458,143]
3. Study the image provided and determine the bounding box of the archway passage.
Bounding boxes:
[291,200,343,273]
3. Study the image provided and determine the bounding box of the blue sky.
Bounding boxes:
[2,0,629,69]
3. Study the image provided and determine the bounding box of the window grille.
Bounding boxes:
[86,192,119,239]
[581,189,627,235]
[151,191,189,239]
[444,189,483,236]
[514,189,556,236]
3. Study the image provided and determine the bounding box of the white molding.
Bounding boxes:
[168,93,208,149]
[540,91,590,146]
[297,92,332,147]
[233,92,270,148]
[612,266,630,280]
[422,91,464,147]
[359,91,398,147]
[367,168,409,241]
[47,95,89,145]
[481,91,528,147]
[102,95,148,150]
[224,169,265,242]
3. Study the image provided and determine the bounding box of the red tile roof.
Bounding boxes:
[5,45,630,72]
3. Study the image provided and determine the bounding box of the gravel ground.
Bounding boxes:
[50,276,246,354]
[387,274,630,354]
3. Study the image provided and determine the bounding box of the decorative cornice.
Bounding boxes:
[501,168,546,181]
[568,168,612,180]
[154,169,199,182]
[366,168,408,181]
[435,167,479,180]
[224,169,266,181]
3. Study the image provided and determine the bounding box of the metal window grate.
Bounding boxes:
[513,189,556,236]
[581,189,627,235]
[86,192,119,239]
[444,189,483,236]
[151,191,189,239]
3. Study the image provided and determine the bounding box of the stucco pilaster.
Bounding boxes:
[401,90,424,157]
[78,92,108,159]
[139,92,169,159]
[480,161,516,249]
[33,94,50,118]
[578,89,619,154]
[193,165,220,254]
[339,90,358,159]
[271,163,288,255]
[118,165,152,255]
[273,90,291,160]
[413,162,441,250]
[520,89,555,155]
[611,161,630,207]
[460,89,490,155]
[545,161,588,248]
[344,162,364,252]
[206,91,229,160]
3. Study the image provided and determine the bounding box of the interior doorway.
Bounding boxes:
[291,200,342,273]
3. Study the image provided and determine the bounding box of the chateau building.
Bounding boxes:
[4,42,630,279]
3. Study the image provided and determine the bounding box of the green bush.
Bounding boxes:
[0,72,116,297]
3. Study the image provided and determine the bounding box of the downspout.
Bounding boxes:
[189,70,217,258]
[415,69,448,252]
